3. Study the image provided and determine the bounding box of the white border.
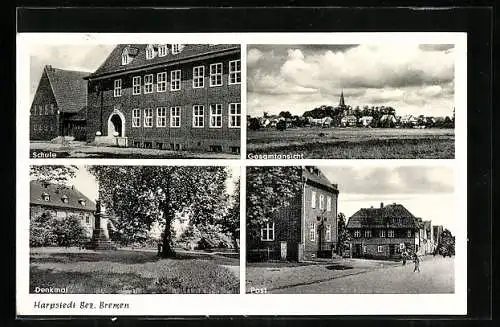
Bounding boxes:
[17,32,467,316]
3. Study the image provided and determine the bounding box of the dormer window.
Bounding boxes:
[158,44,168,57]
[41,192,50,201]
[146,45,155,60]
[78,199,86,206]
[171,44,182,54]
[61,195,68,203]
[121,47,129,65]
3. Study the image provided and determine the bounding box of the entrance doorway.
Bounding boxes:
[107,112,125,137]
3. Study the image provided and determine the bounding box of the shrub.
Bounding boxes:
[30,212,56,247]
[276,120,286,131]
[248,118,261,131]
[52,215,89,247]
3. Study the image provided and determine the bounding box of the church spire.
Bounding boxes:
[339,89,345,107]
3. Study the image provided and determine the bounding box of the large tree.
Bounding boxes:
[30,165,78,184]
[336,212,351,256]
[246,167,302,235]
[218,178,240,250]
[435,228,455,257]
[88,166,229,258]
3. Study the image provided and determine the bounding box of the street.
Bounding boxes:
[273,256,454,294]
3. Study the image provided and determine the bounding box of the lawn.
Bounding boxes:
[30,247,240,294]
[247,127,455,159]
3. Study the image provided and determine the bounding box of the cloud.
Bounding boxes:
[418,44,455,52]
[321,166,454,195]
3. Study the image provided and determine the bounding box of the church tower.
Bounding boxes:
[339,90,346,107]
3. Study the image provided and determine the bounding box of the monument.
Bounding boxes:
[87,199,116,250]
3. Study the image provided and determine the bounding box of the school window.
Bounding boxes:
[228,59,241,84]
[132,76,141,95]
[319,194,325,210]
[192,105,204,128]
[121,48,129,65]
[354,230,361,238]
[228,103,241,128]
[146,45,154,59]
[311,191,316,208]
[132,109,141,127]
[325,224,332,242]
[193,66,204,88]
[309,223,316,241]
[170,70,181,91]
[363,245,367,253]
[143,108,153,127]
[210,63,223,86]
[209,104,222,128]
[171,44,181,54]
[261,222,275,241]
[407,230,412,238]
[170,107,181,127]
[114,79,122,97]
[144,74,153,94]
[380,229,386,237]
[388,229,395,238]
[158,45,168,57]
[157,72,167,92]
[326,196,332,211]
[156,107,167,127]
[365,230,372,238]
[378,245,384,253]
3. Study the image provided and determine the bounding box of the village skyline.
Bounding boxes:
[247,44,455,118]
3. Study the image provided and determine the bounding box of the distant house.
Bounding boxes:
[379,114,397,126]
[340,115,357,127]
[359,116,374,127]
[247,166,339,262]
[432,225,444,247]
[30,65,89,141]
[419,220,436,255]
[400,114,418,126]
[346,202,422,259]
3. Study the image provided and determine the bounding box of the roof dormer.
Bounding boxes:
[61,194,68,203]
[146,44,156,60]
[41,192,50,201]
[121,47,130,65]
[78,199,86,206]
[171,44,184,55]
[158,44,168,57]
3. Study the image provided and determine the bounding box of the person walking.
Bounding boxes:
[402,250,407,266]
[413,253,420,273]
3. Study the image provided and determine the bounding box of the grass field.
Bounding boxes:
[247,127,455,159]
[30,247,239,294]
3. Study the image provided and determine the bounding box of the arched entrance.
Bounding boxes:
[107,111,126,137]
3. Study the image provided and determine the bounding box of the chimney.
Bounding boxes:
[46,65,53,71]
[380,202,384,208]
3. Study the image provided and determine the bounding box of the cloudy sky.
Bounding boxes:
[29,44,115,101]
[320,166,456,234]
[247,44,455,118]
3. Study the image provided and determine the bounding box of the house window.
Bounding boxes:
[229,59,241,84]
[193,66,204,88]
[114,79,122,97]
[171,44,181,54]
[158,45,168,57]
[132,76,141,95]
[363,245,367,253]
[156,107,167,127]
[193,105,204,128]
[44,104,49,115]
[209,104,222,128]
[39,105,43,115]
[170,107,181,127]
[407,230,412,238]
[319,194,325,210]
[210,63,223,86]
[311,191,316,208]
[228,103,241,128]
[378,245,383,253]
[56,211,67,219]
[143,108,153,127]
[354,230,361,238]
[121,48,129,65]
[132,109,141,127]
[85,215,90,224]
[146,45,155,59]
[144,74,153,94]
[388,229,395,238]
[170,70,181,91]
[325,224,332,242]
[157,72,167,92]
[325,197,332,212]
[380,229,386,237]
[365,230,372,238]
[50,104,55,114]
[309,223,316,241]
[260,222,274,241]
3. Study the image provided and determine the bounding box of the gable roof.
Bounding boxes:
[303,166,339,194]
[30,180,96,212]
[87,44,240,79]
[346,203,419,229]
[44,66,89,113]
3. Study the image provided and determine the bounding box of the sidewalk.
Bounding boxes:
[246,258,401,293]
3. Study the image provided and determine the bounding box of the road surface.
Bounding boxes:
[273,256,454,294]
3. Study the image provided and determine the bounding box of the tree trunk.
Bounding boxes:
[160,176,176,258]
[231,232,239,251]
